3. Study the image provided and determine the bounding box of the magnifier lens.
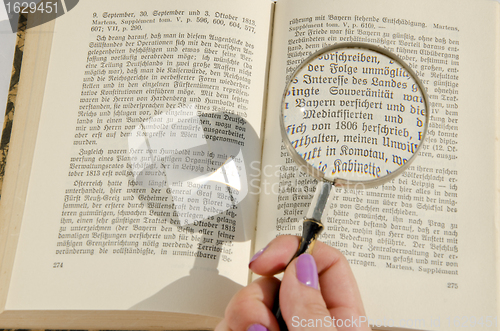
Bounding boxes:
[281,43,428,187]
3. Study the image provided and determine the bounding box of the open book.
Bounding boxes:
[0,0,498,329]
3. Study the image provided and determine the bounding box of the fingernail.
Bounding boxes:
[249,245,267,265]
[296,254,319,289]
[247,324,269,331]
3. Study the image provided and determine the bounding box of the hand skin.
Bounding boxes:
[215,235,372,331]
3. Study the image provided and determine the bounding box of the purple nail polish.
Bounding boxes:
[247,323,269,331]
[296,254,319,289]
[249,245,267,265]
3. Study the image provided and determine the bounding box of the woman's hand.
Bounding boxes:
[215,235,372,331]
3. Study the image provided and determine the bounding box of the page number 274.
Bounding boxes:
[53,262,64,268]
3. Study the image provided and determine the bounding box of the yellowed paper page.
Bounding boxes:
[256,0,498,329]
[4,0,272,318]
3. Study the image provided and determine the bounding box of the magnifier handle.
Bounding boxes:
[273,218,324,330]
[295,218,324,256]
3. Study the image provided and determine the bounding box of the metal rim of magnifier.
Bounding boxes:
[280,42,430,189]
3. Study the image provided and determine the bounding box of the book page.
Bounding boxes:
[256,0,498,329]
[4,0,272,318]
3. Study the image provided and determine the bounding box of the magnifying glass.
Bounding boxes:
[275,42,429,329]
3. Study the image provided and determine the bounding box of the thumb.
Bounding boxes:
[279,253,334,331]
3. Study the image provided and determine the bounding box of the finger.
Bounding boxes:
[223,276,281,331]
[280,253,333,331]
[249,235,300,276]
[312,242,370,330]
[214,318,231,331]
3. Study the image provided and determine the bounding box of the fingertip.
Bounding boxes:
[249,236,300,275]
[248,245,268,267]
[247,323,270,331]
[295,253,319,289]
